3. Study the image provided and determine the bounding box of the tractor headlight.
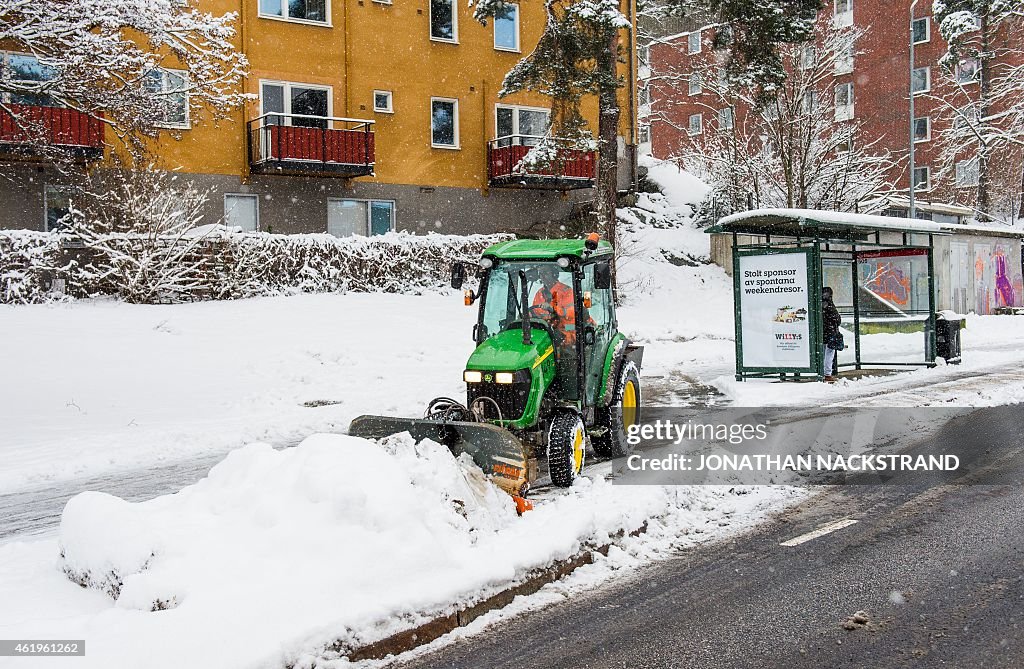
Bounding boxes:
[464,370,483,383]
[495,372,515,384]
[479,257,494,269]
[556,256,571,268]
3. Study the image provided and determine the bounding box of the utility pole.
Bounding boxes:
[909,0,918,220]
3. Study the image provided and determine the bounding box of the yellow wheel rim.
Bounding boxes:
[572,426,584,473]
[622,381,638,429]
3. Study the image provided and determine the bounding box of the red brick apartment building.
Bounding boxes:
[640,1,1024,224]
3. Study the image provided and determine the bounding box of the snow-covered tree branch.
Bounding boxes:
[0,0,250,158]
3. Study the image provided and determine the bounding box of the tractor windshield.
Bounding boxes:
[480,261,575,340]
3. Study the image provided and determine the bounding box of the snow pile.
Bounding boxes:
[47,431,739,668]
[59,434,517,608]
[0,229,510,305]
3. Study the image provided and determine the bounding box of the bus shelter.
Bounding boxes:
[705,209,948,381]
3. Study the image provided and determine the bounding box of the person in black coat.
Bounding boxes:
[821,286,842,381]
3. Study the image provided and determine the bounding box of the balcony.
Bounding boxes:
[487,136,595,190]
[0,104,104,161]
[248,114,375,178]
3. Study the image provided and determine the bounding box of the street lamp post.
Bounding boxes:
[909,0,918,220]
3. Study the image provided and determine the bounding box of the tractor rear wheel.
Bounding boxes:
[547,411,587,487]
[593,361,641,458]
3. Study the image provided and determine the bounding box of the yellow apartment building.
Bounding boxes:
[0,0,639,236]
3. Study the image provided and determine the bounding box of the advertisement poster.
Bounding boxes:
[739,251,812,369]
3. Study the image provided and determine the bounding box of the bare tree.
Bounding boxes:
[672,25,895,219]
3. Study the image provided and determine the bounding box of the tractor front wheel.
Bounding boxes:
[547,411,587,487]
[593,361,641,458]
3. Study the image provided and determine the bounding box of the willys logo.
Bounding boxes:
[775,333,803,340]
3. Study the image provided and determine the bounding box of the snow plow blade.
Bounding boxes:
[348,415,532,496]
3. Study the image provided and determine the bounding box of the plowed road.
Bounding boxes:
[400,405,1024,669]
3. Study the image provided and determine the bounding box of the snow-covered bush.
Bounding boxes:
[0,228,510,305]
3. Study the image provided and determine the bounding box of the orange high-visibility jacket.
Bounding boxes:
[533,282,577,345]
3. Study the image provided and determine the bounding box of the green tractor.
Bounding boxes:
[350,234,642,497]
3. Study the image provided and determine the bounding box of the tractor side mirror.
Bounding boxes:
[595,262,612,289]
[451,262,466,289]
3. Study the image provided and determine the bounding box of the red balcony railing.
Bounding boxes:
[248,113,375,177]
[488,136,595,190]
[0,104,104,159]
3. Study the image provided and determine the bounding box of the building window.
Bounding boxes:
[913,166,930,191]
[639,85,651,109]
[258,0,329,24]
[261,81,331,127]
[44,184,75,232]
[687,30,701,54]
[835,42,854,74]
[834,82,854,121]
[800,45,816,70]
[911,66,930,94]
[1,53,56,106]
[431,97,459,148]
[496,104,549,146]
[430,0,457,42]
[145,69,189,129]
[954,105,980,130]
[373,90,393,113]
[327,199,395,237]
[688,113,703,135]
[955,158,979,187]
[638,123,651,145]
[912,16,929,43]
[688,73,702,96]
[224,194,259,232]
[955,58,979,84]
[717,107,733,131]
[493,4,519,51]
[913,116,930,142]
[834,0,853,27]
[638,44,650,70]
[802,90,819,113]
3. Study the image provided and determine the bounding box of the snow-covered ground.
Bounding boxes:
[1,160,1022,669]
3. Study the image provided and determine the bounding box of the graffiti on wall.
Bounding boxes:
[992,245,1023,309]
[864,260,912,307]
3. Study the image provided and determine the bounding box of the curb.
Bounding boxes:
[342,522,648,662]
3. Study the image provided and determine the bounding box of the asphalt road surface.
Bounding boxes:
[399,405,1024,669]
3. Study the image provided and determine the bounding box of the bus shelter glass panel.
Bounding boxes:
[855,249,931,365]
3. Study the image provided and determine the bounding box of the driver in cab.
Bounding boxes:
[531,265,578,347]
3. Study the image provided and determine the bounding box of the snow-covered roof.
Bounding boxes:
[709,208,1024,239]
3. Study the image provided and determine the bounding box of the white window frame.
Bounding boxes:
[955,158,979,188]
[223,193,260,232]
[717,107,733,131]
[688,73,702,96]
[148,68,191,130]
[327,198,396,237]
[495,103,550,142]
[430,0,458,43]
[638,123,651,145]
[800,45,816,70]
[373,90,393,113]
[911,66,930,95]
[834,43,854,74]
[834,0,853,27]
[955,58,980,85]
[834,82,854,121]
[913,116,931,142]
[259,80,333,124]
[688,113,703,136]
[431,96,460,149]
[687,31,701,54]
[493,4,519,52]
[913,165,930,191]
[912,16,930,44]
[258,0,332,26]
[43,184,76,232]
